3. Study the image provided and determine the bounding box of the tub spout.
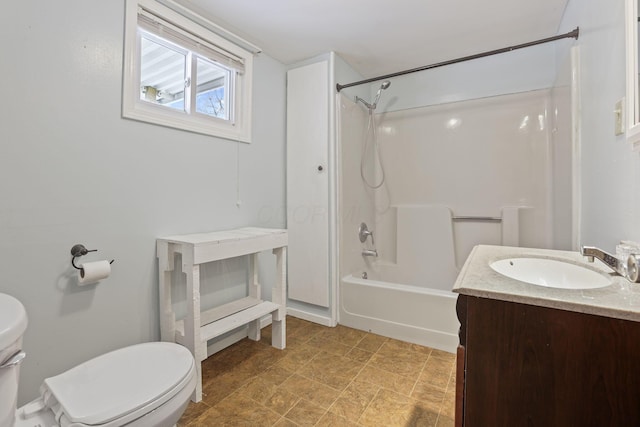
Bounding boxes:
[362,249,378,257]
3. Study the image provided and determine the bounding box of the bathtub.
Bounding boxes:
[340,273,460,353]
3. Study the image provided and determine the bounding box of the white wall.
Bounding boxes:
[558,0,640,249]
[1,1,286,404]
[374,43,560,113]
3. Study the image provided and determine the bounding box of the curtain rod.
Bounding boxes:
[336,27,579,92]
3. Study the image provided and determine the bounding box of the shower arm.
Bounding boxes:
[354,81,391,111]
[355,96,374,110]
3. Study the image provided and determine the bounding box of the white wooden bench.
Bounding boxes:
[157,227,287,402]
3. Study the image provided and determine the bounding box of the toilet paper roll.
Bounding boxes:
[78,260,111,285]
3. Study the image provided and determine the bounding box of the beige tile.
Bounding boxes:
[258,365,294,386]
[238,376,280,403]
[436,414,456,427]
[307,335,353,357]
[286,333,313,349]
[329,379,379,422]
[274,344,318,372]
[297,352,364,390]
[273,418,300,427]
[345,347,374,363]
[447,370,457,393]
[176,401,210,426]
[203,343,281,389]
[285,399,328,426]
[426,354,455,371]
[201,370,252,406]
[406,405,440,427]
[359,388,438,427]
[440,389,456,419]
[286,316,312,331]
[411,381,446,412]
[419,356,454,390]
[280,374,340,409]
[199,341,257,387]
[317,410,359,427]
[318,324,368,346]
[179,324,455,427]
[264,387,300,415]
[356,333,388,352]
[210,392,282,426]
[259,324,273,345]
[236,346,288,375]
[367,352,426,379]
[376,339,433,359]
[288,317,327,338]
[264,317,326,349]
[429,348,456,362]
[356,365,416,396]
[187,406,224,427]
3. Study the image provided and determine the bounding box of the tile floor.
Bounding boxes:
[178,317,456,426]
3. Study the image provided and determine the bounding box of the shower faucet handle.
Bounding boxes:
[358,222,374,245]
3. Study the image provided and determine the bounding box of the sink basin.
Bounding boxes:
[490,257,612,289]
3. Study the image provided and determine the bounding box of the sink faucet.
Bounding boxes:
[581,246,626,276]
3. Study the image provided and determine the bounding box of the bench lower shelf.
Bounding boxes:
[175,300,281,345]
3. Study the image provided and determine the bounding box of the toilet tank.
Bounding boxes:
[0,293,28,427]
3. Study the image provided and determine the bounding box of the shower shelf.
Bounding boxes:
[156,227,288,403]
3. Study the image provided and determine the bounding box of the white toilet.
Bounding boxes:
[0,293,197,427]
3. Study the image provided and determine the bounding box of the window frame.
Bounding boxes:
[123,0,254,143]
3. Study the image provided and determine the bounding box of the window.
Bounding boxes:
[123,0,255,142]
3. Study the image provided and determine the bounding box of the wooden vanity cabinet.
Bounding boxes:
[455,294,640,427]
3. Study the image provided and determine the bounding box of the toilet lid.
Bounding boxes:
[43,342,194,425]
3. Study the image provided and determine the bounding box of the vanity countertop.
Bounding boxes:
[453,245,640,322]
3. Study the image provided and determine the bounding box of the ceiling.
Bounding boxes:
[173,0,570,79]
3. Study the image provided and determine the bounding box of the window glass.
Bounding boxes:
[195,57,230,120]
[140,35,187,111]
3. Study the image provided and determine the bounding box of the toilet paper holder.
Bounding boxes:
[70,244,114,270]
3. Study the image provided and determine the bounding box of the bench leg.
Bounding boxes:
[248,318,261,342]
[271,310,286,349]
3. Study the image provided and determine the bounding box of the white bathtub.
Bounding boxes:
[340,273,460,353]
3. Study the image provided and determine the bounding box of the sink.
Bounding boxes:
[490,257,612,289]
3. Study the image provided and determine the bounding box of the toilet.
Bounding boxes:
[0,293,196,427]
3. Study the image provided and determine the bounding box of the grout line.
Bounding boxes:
[409,352,432,397]
[355,383,382,425]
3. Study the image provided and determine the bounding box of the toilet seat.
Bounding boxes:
[30,342,194,427]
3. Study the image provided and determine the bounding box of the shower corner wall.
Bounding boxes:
[337,88,574,352]
[339,88,571,278]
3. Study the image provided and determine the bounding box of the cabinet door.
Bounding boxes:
[286,61,330,307]
[464,297,640,426]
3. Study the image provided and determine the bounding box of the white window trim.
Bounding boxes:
[123,0,254,143]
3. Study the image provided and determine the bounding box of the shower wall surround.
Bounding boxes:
[340,88,572,289]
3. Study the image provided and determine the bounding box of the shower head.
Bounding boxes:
[355,81,391,111]
[372,81,391,109]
